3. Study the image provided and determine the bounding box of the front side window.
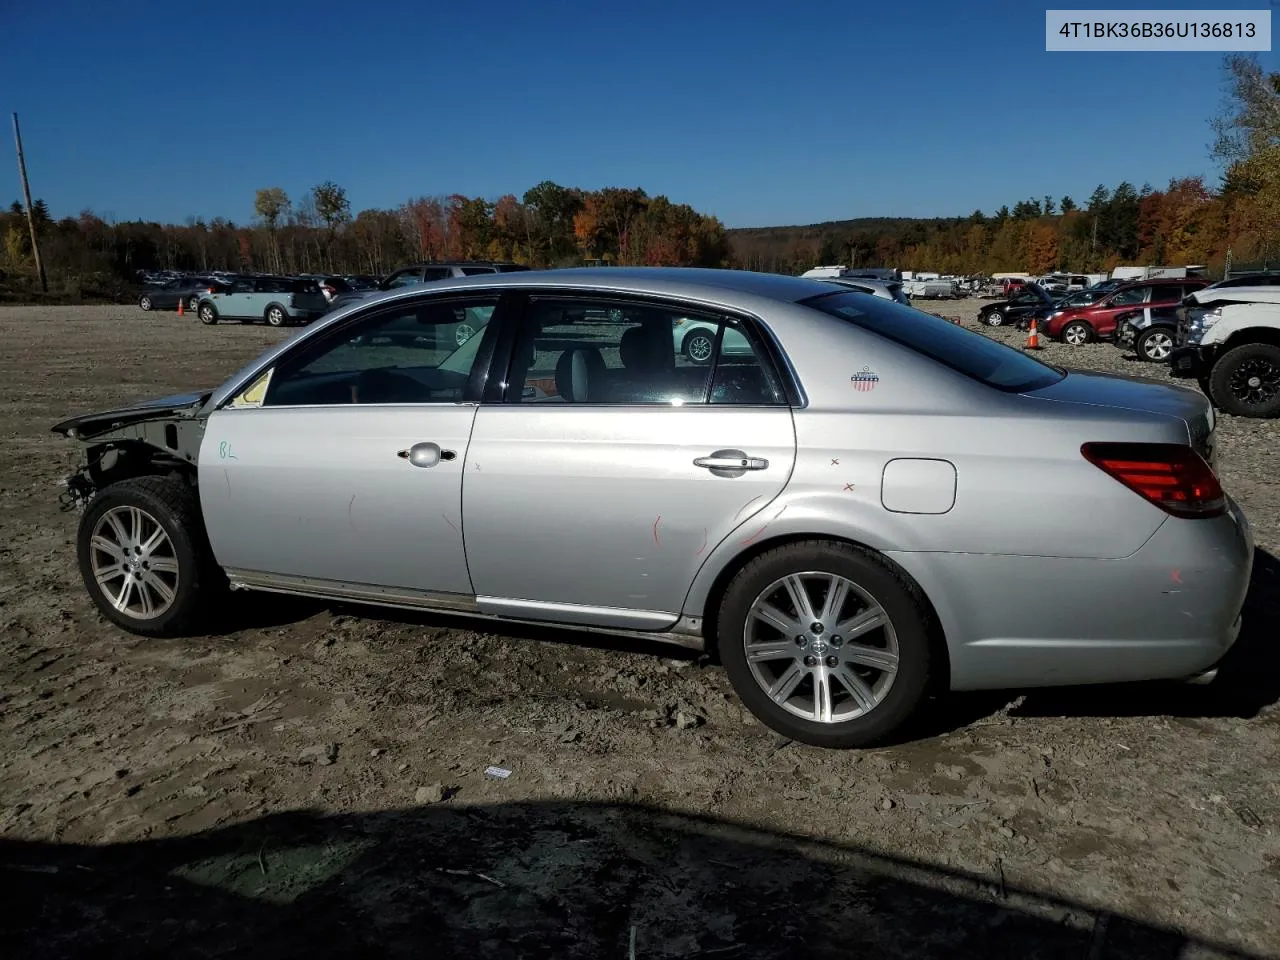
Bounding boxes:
[801,290,1065,393]
[260,297,498,407]
[506,299,784,406]
[384,268,425,289]
[1109,285,1151,306]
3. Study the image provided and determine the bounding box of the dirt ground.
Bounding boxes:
[1,300,1278,959]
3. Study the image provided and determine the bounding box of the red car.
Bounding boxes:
[1043,277,1208,345]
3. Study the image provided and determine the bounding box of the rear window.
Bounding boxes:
[461,266,497,276]
[800,291,1066,393]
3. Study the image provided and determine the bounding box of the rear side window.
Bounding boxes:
[461,266,497,276]
[800,291,1065,393]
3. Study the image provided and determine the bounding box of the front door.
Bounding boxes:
[463,295,797,629]
[199,294,503,597]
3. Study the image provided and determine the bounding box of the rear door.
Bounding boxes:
[1094,284,1152,336]
[462,293,798,629]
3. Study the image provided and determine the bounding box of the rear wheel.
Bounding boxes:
[1135,327,1175,363]
[265,304,288,327]
[76,477,220,637]
[1061,320,1092,345]
[187,295,201,313]
[682,329,716,365]
[1209,342,1280,418]
[198,302,218,325]
[717,541,935,748]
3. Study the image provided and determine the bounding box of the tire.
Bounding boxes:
[76,476,220,637]
[187,295,201,313]
[198,302,219,326]
[265,304,288,327]
[1135,327,1176,363]
[454,322,477,346]
[717,541,936,748]
[139,295,153,311]
[1208,342,1280,418]
[984,310,1004,327]
[681,328,716,365]
[1061,320,1093,346]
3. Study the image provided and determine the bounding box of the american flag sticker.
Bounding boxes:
[850,367,880,392]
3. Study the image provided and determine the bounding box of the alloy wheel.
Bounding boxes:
[1064,324,1089,345]
[743,572,899,723]
[454,323,477,345]
[1228,357,1280,408]
[88,505,180,620]
[686,333,714,363]
[1140,331,1174,361]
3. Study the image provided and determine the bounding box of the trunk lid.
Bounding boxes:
[1023,371,1216,465]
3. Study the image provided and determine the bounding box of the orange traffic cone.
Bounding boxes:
[1025,318,1042,350]
[177,297,185,317]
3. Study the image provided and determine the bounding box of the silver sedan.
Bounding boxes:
[52,268,1254,748]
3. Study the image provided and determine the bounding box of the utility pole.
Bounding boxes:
[11,112,47,292]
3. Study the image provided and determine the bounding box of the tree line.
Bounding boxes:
[0,181,731,294]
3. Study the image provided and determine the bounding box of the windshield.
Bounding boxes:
[800,291,1066,393]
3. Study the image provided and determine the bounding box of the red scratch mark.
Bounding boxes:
[741,524,768,545]
[843,482,855,492]
[733,496,763,521]
[831,458,840,466]
[1171,569,1183,584]
[694,527,709,557]
[653,516,662,546]
[441,514,461,536]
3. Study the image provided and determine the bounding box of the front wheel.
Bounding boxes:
[1061,320,1092,345]
[198,302,219,325]
[76,477,219,637]
[1208,342,1280,418]
[139,295,153,311]
[984,311,1004,327]
[1135,327,1175,363]
[717,541,936,748]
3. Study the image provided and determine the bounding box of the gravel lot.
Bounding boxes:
[1,300,1277,959]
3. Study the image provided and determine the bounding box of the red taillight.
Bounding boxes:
[1081,442,1226,518]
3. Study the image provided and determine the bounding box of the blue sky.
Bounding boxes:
[1,0,1273,228]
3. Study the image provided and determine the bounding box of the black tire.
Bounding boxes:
[984,310,1004,327]
[1060,320,1093,345]
[187,295,201,313]
[681,328,716,365]
[76,476,221,637]
[265,304,288,327]
[717,541,937,748]
[198,302,219,325]
[1135,327,1176,363]
[1208,342,1280,418]
[139,295,153,311]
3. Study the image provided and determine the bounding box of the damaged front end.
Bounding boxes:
[52,391,211,511]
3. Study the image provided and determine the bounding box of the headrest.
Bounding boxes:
[619,323,671,372]
[554,347,606,402]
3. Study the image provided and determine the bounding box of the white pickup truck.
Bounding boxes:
[1168,285,1280,418]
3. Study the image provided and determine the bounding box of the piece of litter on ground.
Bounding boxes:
[484,766,512,780]
[901,795,933,810]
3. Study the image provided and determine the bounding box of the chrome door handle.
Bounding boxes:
[694,449,769,477]
[397,442,456,467]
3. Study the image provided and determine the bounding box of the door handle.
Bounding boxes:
[694,449,769,478]
[397,442,455,468]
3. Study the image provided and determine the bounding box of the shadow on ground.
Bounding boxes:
[0,800,1259,959]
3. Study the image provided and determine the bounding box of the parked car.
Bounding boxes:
[977,282,1057,328]
[196,275,330,327]
[1042,278,1209,345]
[1169,285,1280,417]
[139,277,228,312]
[1113,305,1179,362]
[50,268,1252,749]
[823,277,913,305]
[328,261,532,312]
